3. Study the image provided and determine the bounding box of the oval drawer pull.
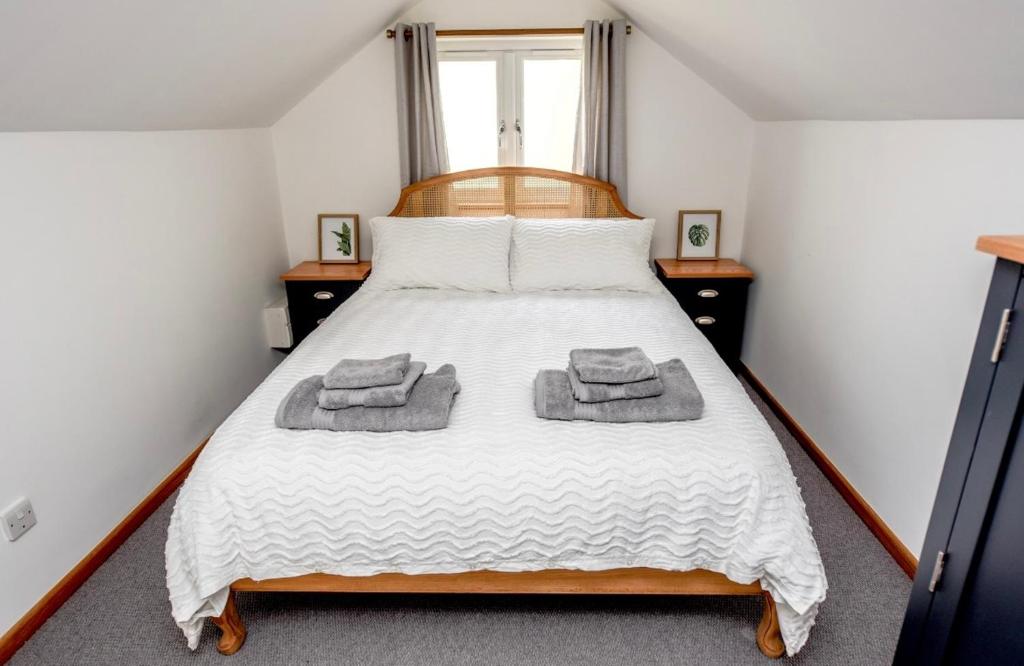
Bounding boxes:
[697,289,719,298]
[316,318,327,325]
[313,291,335,300]
[695,316,716,326]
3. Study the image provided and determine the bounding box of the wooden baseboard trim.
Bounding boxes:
[738,364,918,578]
[0,438,208,664]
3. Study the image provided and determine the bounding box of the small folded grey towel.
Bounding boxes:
[566,362,664,403]
[535,359,703,423]
[323,353,411,389]
[568,347,657,384]
[318,361,426,409]
[277,364,460,432]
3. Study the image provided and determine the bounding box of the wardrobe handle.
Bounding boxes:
[695,316,716,326]
[313,291,334,300]
[991,308,1012,363]
[697,289,719,298]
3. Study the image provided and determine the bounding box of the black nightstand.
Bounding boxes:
[280,261,372,347]
[655,258,754,367]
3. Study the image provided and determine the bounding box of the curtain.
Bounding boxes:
[573,19,628,201]
[394,22,449,187]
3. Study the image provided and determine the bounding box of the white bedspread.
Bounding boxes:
[166,285,827,654]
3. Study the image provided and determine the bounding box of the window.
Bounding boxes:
[438,38,582,172]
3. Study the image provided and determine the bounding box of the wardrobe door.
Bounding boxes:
[944,419,1024,662]
[895,258,1024,663]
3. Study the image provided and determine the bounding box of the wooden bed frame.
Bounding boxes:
[211,168,786,659]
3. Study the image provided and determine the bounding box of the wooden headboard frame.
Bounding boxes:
[388,166,642,219]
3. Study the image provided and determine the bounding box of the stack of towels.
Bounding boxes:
[534,347,704,422]
[276,353,460,432]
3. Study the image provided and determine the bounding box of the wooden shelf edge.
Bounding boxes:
[280,261,372,282]
[977,235,1024,265]
[654,258,754,280]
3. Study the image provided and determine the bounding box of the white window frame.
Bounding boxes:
[438,37,582,167]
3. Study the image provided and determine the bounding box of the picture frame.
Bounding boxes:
[318,213,360,264]
[677,210,721,260]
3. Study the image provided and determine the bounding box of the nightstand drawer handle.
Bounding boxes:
[695,316,716,326]
[313,291,335,300]
[317,318,327,325]
[697,289,719,298]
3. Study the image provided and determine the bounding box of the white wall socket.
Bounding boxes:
[2,497,37,542]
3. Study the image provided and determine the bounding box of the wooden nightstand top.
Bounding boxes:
[655,258,754,280]
[280,261,372,281]
[977,235,1024,265]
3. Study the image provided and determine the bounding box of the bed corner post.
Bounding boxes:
[211,590,247,655]
[756,591,785,658]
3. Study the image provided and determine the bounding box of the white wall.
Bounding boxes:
[272,0,754,265]
[0,130,288,634]
[742,120,1024,555]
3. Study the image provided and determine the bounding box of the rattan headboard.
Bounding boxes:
[388,167,641,219]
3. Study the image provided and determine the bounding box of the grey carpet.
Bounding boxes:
[10,379,911,665]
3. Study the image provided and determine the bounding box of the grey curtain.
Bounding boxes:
[573,19,628,201]
[394,22,449,186]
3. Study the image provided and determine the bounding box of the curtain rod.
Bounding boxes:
[386,26,632,39]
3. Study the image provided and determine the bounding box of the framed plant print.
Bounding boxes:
[677,210,721,260]
[318,213,359,264]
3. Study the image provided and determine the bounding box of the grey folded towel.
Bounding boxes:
[535,359,703,422]
[568,347,657,384]
[566,362,664,403]
[323,353,411,389]
[318,362,426,409]
[277,364,460,432]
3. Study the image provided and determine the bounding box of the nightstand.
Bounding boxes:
[655,258,754,366]
[280,261,372,347]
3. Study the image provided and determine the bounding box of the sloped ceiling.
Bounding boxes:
[2,0,1023,130]
[617,0,1024,120]
[0,0,409,130]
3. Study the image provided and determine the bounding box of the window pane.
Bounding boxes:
[522,58,581,171]
[439,59,498,172]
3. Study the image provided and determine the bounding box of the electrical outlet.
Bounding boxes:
[2,497,37,542]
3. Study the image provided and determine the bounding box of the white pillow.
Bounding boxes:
[364,216,513,292]
[511,218,659,292]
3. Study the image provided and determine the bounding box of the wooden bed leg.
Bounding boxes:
[756,591,785,658]
[211,590,247,655]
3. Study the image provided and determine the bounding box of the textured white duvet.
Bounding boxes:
[166,284,827,655]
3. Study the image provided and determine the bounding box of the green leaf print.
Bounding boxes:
[332,222,352,256]
[688,223,710,247]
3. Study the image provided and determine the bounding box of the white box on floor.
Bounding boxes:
[263,297,292,348]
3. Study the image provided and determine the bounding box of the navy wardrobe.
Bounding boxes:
[895,237,1024,664]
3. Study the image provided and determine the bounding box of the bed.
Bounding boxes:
[165,168,827,658]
